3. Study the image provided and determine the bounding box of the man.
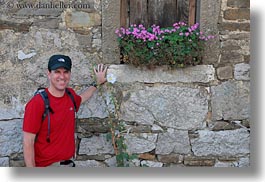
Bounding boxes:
[23,54,107,167]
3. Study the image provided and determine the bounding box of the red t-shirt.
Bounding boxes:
[23,88,81,167]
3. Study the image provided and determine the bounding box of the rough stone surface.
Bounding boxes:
[75,160,106,167]
[0,119,23,156]
[0,157,9,167]
[216,66,233,80]
[184,156,215,166]
[141,160,163,167]
[191,129,250,156]
[157,154,184,164]
[102,0,120,64]
[104,156,117,167]
[79,134,114,155]
[211,81,250,120]
[77,90,109,119]
[200,0,221,64]
[227,0,250,8]
[220,51,244,64]
[234,63,250,80]
[237,157,250,167]
[223,9,250,20]
[65,10,101,34]
[214,161,235,167]
[124,133,157,154]
[218,22,250,32]
[107,65,215,83]
[120,85,208,129]
[156,130,191,155]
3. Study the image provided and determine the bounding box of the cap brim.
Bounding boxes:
[50,63,71,70]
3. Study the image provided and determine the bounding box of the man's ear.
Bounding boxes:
[47,69,51,79]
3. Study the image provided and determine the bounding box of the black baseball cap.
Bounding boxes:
[48,54,72,71]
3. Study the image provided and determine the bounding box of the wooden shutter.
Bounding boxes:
[120,0,197,28]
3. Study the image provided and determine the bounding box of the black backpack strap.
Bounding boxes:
[38,90,53,143]
[65,88,77,112]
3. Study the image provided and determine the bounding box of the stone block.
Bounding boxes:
[156,130,190,155]
[64,10,100,34]
[220,32,250,41]
[0,157,9,167]
[214,161,236,167]
[224,9,250,20]
[102,0,120,64]
[120,85,208,129]
[216,66,233,80]
[211,81,250,120]
[76,118,110,134]
[184,156,215,166]
[234,63,250,80]
[124,133,157,154]
[190,129,250,156]
[107,64,215,84]
[138,153,156,160]
[77,90,110,119]
[104,156,117,167]
[0,20,31,32]
[157,154,183,164]
[227,0,250,8]
[208,121,241,131]
[140,160,163,167]
[218,22,250,32]
[0,119,23,156]
[75,160,106,167]
[33,18,60,29]
[221,39,250,55]
[79,134,115,155]
[220,51,244,64]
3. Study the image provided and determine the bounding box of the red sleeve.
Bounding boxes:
[67,88,82,112]
[23,95,45,134]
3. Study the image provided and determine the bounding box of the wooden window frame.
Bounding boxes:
[120,0,199,28]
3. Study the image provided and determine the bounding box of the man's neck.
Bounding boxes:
[48,87,65,97]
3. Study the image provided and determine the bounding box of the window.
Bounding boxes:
[120,0,199,28]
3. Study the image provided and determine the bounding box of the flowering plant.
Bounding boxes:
[115,22,214,68]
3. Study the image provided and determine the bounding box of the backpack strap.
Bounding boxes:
[65,88,77,113]
[38,90,53,143]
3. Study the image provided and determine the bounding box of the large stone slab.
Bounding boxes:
[120,85,208,129]
[190,129,250,157]
[107,65,215,83]
[124,133,157,154]
[211,81,250,120]
[156,129,191,155]
[79,134,114,155]
[0,119,23,156]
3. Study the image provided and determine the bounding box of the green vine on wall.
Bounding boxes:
[99,73,137,167]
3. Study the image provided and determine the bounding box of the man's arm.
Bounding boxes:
[23,131,36,167]
[80,86,97,104]
[80,64,107,104]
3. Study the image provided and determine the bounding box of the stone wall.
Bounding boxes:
[0,0,250,167]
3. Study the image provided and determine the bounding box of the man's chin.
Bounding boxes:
[57,85,67,91]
